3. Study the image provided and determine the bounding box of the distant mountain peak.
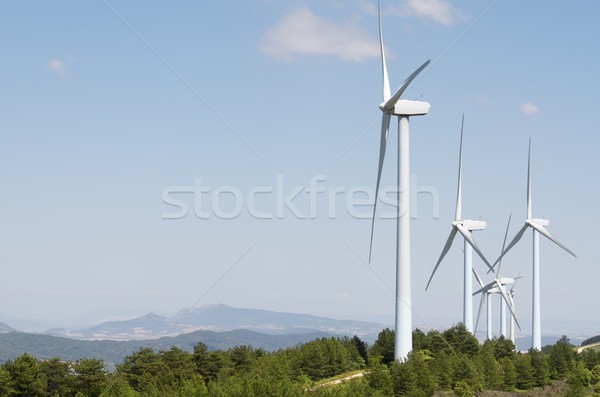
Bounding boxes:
[141,312,166,319]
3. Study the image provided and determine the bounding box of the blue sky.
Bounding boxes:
[1,0,598,338]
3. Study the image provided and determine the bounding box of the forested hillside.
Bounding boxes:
[0,329,333,369]
[582,335,600,346]
[0,325,599,397]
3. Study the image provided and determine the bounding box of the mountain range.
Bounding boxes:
[44,304,386,342]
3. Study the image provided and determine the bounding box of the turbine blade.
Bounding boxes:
[383,60,430,111]
[378,1,391,102]
[456,223,494,272]
[527,138,532,220]
[472,267,484,288]
[455,115,464,221]
[497,282,521,330]
[529,222,577,258]
[473,280,496,296]
[474,293,485,335]
[510,276,521,293]
[496,213,512,277]
[490,223,529,273]
[425,227,458,290]
[368,113,391,262]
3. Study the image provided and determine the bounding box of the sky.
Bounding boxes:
[1,0,599,339]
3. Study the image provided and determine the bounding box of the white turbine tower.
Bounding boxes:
[368,1,430,361]
[425,115,494,333]
[493,139,576,350]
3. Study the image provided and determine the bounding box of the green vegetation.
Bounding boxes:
[581,335,600,346]
[0,325,598,396]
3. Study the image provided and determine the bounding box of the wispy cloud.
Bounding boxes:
[261,7,379,62]
[48,58,67,77]
[520,102,540,115]
[391,0,466,26]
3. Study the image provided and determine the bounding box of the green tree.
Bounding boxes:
[428,350,453,390]
[347,335,368,366]
[117,347,166,393]
[591,363,600,385]
[581,348,600,370]
[73,358,108,397]
[0,366,15,396]
[370,328,395,365]
[484,336,515,361]
[100,377,139,397]
[423,330,448,356]
[477,349,502,390]
[566,361,591,397]
[514,353,535,390]
[442,324,480,357]
[5,353,47,397]
[499,357,516,391]
[412,329,426,352]
[365,357,393,395]
[549,335,576,379]
[176,374,209,397]
[159,346,197,386]
[528,348,550,387]
[41,358,73,397]
[193,343,227,382]
[390,359,416,397]
[410,350,436,396]
[297,338,350,380]
[453,380,474,397]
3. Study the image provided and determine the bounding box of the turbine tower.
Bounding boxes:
[493,139,576,350]
[425,115,494,333]
[368,1,430,361]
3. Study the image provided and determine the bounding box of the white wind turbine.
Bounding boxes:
[368,1,431,361]
[492,139,576,350]
[425,115,494,333]
[474,214,522,341]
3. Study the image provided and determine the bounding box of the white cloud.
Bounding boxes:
[391,0,465,26]
[520,102,540,115]
[48,58,67,77]
[261,7,379,62]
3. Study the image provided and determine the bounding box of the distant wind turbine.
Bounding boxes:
[492,139,576,350]
[368,1,431,361]
[474,214,522,340]
[425,115,494,333]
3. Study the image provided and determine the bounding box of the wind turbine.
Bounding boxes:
[425,115,494,333]
[492,139,576,350]
[368,1,430,361]
[475,214,522,341]
[473,274,521,339]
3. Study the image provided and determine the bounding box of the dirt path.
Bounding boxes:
[577,342,600,353]
[310,372,366,390]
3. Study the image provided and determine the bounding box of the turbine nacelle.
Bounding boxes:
[379,99,431,116]
[528,218,550,227]
[457,219,487,231]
